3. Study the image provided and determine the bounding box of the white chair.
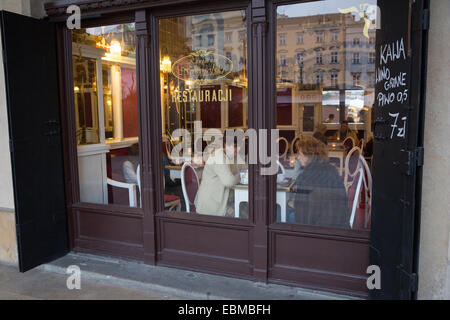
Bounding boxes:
[342,136,355,153]
[107,162,140,208]
[276,160,286,183]
[344,146,362,193]
[290,134,302,154]
[359,155,372,228]
[181,162,200,213]
[106,178,138,207]
[277,137,289,160]
[108,164,181,211]
[358,138,365,153]
[348,166,364,229]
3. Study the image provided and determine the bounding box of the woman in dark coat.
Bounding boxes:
[290,136,350,229]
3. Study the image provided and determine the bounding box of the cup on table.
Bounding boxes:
[240,170,248,185]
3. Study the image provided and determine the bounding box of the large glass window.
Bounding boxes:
[275,0,376,230]
[159,10,248,217]
[72,24,139,207]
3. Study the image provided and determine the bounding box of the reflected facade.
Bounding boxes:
[159,11,248,217]
[275,0,376,230]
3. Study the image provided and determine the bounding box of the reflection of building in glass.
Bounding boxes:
[276,10,376,138]
[159,11,248,141]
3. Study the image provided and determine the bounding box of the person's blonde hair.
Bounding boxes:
[295,135,329,162]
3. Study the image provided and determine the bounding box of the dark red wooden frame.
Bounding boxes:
[50,0,370,297]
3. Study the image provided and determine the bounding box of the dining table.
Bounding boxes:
[327,144,346,176]
[232,178,295,222]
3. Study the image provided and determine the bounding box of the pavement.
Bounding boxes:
[0,253,355,300]
[0,261,181,300]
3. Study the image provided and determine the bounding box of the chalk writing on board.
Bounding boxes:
[389,112,407,139]
[376,37,408,108]
[376,37,409,140]
[380,38,406,66]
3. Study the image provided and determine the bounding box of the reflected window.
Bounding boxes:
[275,0,376,230]
[316,51,323,64]
[352,52,360,64]
[159,10,248,218]
[331,51,338,64]
[316,31,324,43]
[279,33,286,46]
[331,30,339,42]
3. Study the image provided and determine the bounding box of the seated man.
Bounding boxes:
[333,120,359,145]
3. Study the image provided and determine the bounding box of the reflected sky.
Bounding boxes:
[277,0,377,20]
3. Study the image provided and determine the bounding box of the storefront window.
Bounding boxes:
[275,0,376,230]
[72,24,139,207]
[159,10,248,217]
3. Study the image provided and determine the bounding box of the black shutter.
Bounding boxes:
[370,0,428,299]
[0,11,69,272]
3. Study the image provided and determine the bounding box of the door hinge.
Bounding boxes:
[15,224,20,238]
[399,266,418,293]
[416,147,424,167]
[400,149,414,175]
[410,273,418,292]
[400,147,424,175]
[422,8,430,31]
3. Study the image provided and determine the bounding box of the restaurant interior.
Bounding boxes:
[71,2,376,231]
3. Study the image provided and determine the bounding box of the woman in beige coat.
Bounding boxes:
[194,146,240,216]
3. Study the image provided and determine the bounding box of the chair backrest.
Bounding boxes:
[277,137,289,160]
[359,155,372,228]
[290,134,302,154]
[343,136,355,153]
[357,138,364,152]
[137,165,141,207]
[137,165,141,191]
[344,146,361,193]
[181,162,199,213]
[348,167,364,229]
[276,160,286,183]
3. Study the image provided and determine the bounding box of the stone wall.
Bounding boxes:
[417,0,450,300]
